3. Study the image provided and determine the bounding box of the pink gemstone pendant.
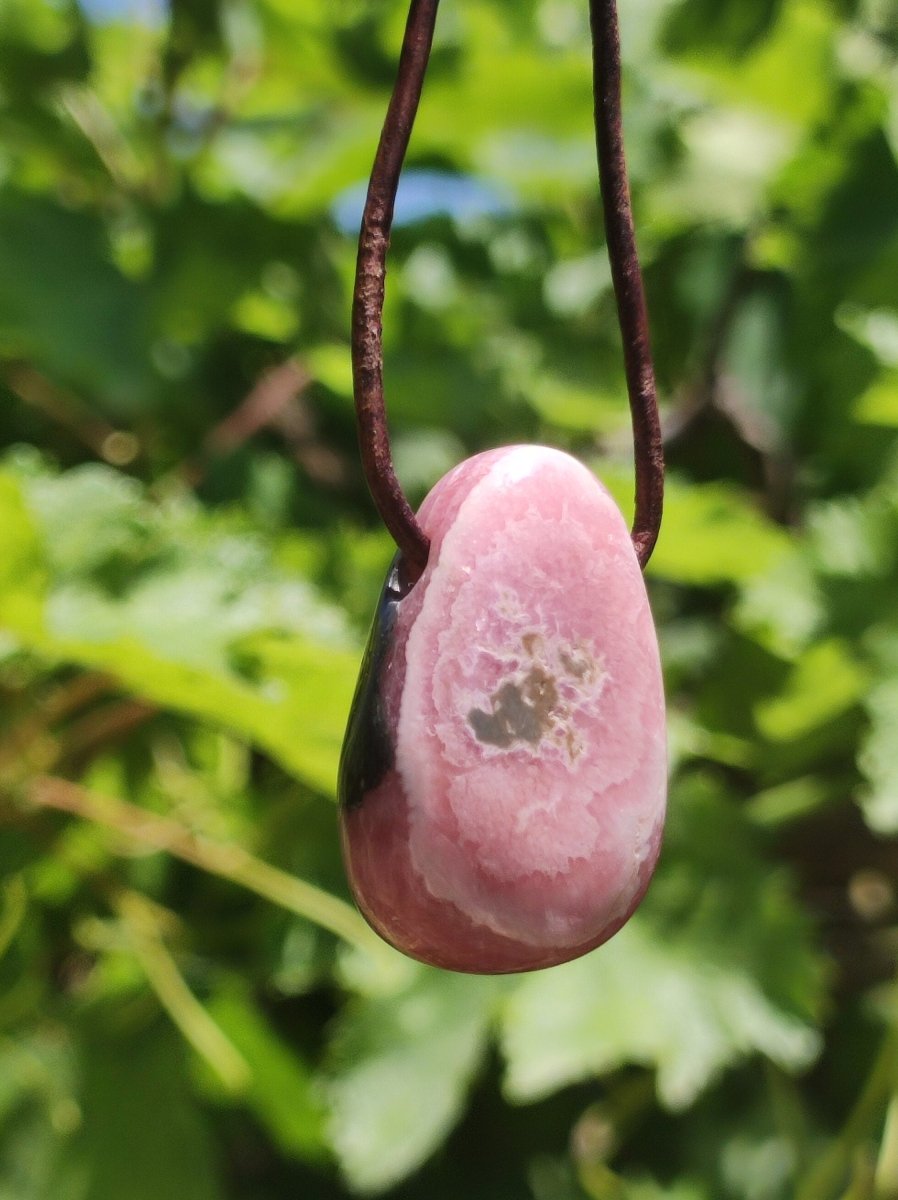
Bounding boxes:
[339,445,667,973]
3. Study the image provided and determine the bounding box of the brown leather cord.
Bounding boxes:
[351,0,663,582]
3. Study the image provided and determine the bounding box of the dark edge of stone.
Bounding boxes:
[338,553,407,811]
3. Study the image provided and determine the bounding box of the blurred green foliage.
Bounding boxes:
[1,0,898,1196]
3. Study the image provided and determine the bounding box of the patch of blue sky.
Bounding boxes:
[332,169,515,234]
[77,0,167,24]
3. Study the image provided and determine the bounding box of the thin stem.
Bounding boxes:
[0,877,27,963]
[28,775,390,961]
[352,0,439,585]
[589,0,664,567]
[796,1022,898,1200]
[115,889,251,1093]
[876,1091,898,1198]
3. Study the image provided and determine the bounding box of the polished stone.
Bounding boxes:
[339,446,667,973]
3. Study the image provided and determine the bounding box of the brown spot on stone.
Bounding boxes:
[565,728,582,760]
[468,667,560,748]
[560,648,591,680]
[521,632,542,657]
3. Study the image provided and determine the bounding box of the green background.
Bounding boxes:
[2,0,898,1196]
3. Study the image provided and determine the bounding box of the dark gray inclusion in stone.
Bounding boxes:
[468,667,559,748]
[338,555,407,811]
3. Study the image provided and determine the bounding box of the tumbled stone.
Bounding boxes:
[339,445,667,973]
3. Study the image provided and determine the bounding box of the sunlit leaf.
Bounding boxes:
[500,778,822,1109]
[204,987,327,1161]
[0,461,358,793]
[853,372,898,425]
[859,679,898,834]
[49,1024,224,1200]
[754,640,867,742]
[327,971,500,1193]
[601,470,791,585]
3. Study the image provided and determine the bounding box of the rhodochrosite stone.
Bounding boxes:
[339,445,666,973]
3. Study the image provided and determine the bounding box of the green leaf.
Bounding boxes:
[500,918,818,1111]
[600,470,791,585]
[0,193,147,409]
[664,0,836,126]
[853,372,898,425]
[306,342,354,397]
[664,0,783,58]
[652,108,796,227]
[734,549,824,658]
[0,1106,63,1200]
[859,679,898,834]
[625,1182,709,1200]
[655,482,790,585]
[26,465,149,578]
[326,970,499,1193]
[0,461,359,793]
[837,304,898,368]
[499,778,822,1110]
[0,1031,78,1200]
[754,640,867,742]
[0,468,48,633]
[204,987,327,1161]
[49,1022,224,1200]
[807,495,896,579]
